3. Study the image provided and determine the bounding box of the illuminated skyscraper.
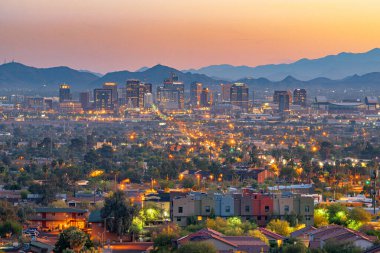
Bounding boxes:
[221,83,233,102]
[273,90,292,104]
[230,83,249,110]
[200,88,212,108]
[94,89,113,112]
[103,82,118,103]
[190,82,202,107]
[278,91,290,113]
[293,88,307,107]
[59,84,71,102]
[144,93,153,108]
[156,74,184,110]
[126,79,151,109]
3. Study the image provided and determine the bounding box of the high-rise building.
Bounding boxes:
[190,82,202,107]
[230,83,249,110]
[126,79,151,109]
[103,82,118,103]
[156,74,184,110]
[274,90,292,104]
[293,89,307,107]
[144,93,153,108]
[59,84,71,102]
[126,79,140,108]
[278,92,290,113]
[200,88,212,108]
[79,92,90,110]
[221,84,233,102]
[94,89,113,112]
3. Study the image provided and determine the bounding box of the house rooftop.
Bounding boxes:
[35,207,87,213]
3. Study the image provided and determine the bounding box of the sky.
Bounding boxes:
[1,0,380,73]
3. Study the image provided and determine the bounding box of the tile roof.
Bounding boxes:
[258,228,285,240]
[290,225,317,238]
[35,207,87,213]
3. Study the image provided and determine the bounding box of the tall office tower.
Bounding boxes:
[273,90,292,104]
[293,88,307,107]
[190,82,202,107]
[79,92,90,110]
[126,79,151,109]
[200,88,212,107]
[278,92,290,113]
[144,93,153,108]
[221,83,233,102]
[126,79,141,108]
[144,83,153,93]
[252,90,255,105]
[94,89,113,111]
[59,84,71,102]
[156,74,184,110]
[103,82,118,103]
[230,83,249,111]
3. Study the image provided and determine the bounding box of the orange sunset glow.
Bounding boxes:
[1,0,380,72]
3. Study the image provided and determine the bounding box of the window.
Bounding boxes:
[284,205,289,213]
[177,217,181,222]
[245,205,250,212]
[178,207,183,213]
[265,206,270,212]
[305,205,310,213]
[205,206,210,213]
[257,216,261,220]
[306,216,311,221]
[225,206,231,213]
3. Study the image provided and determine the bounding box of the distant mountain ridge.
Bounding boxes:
[0,62,99,90]
[1,51,380,93]
[0,62,224,91]
[186,48,380,81]
[92,64,224,87]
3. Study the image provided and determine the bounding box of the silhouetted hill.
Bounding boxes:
[238,72,380,89]
[93,64,224,88]
[1,61,380,93]
[188,48,380,81]
[0,62,98,90]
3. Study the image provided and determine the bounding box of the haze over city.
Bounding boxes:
[2,0,380,73]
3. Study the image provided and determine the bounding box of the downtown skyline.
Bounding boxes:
[2,0,380,73]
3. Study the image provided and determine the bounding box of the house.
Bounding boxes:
[290,225,316,246]
[252,193,273,226]
[172,190,314,227]
[272,192,314,226]
[258,228,285,248]
[308,225,375,250]
[29,208,87,231]
[214,193,234,217]
[177,228,269,253]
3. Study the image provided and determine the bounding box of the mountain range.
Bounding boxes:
[0,62,224,91]
[1,48,380,92]
[186,48,380,81]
